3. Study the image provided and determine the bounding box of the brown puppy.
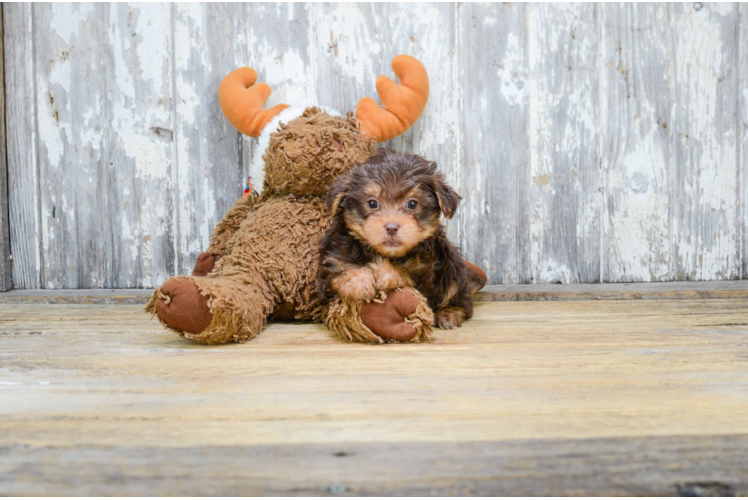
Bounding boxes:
[318,148,474,329]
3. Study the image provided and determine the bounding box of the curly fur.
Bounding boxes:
[263,108,376,197]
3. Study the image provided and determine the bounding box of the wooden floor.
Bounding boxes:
[1,292,748,495]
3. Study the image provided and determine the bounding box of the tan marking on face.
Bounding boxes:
[361,211,423,257]
[332,267,376,302]
[343,181,440,257]
[405,186,422,199]
[363,183,382,200]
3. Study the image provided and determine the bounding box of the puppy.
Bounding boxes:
[317,148,475,329]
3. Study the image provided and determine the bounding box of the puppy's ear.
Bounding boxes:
[326,174,350,215]
[431,174,461,219]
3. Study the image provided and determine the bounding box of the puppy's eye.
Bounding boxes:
[406,199,418,210]
[368,200,379,210]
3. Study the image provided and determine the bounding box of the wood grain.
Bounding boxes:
[742,3,748,281]
[601,4,674,282]
[459,3,530,284]
[475,279,748,302]
[173,3,246,275]
[671,3,741,281]
[527,3,601,284]
[310,3,379,114]
[1,299,747,494]
[0,7,10,292]
[2,436,746,496]
[30,4,176,288]
[2,280,748,304]
[4,3,40,289]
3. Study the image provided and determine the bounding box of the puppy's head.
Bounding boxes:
[326,148,460,258]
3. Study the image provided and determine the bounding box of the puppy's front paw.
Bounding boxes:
[370,260,411,291]
[334,267,377,302]
[435,308,466,329]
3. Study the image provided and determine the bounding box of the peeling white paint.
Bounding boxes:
[673,3,739,280]
[314,3,381,88]
[538,260,573,284]
[50,3,93,45]
[7,3,748,288]
[600,3,674,283]
[497,33,526,106]
[527,3,601,283]
[107,3,173,285]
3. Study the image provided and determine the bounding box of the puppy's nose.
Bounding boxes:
[385,223,400,236]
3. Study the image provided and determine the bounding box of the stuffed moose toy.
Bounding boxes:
[146,55,486,344]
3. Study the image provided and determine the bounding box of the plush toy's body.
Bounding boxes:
[146,56,486,344]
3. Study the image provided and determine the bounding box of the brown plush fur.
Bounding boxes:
[146,108,439,344]
[263,109,376,198]
[205,195,258,259]
[317,149,474,329]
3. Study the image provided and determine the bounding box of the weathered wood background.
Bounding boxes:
[2,3,747,289]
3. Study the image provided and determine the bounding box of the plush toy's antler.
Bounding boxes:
[356,55,429,142]
[218,67,288,138]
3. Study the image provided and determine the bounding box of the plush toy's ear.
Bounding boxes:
[219,67,288,137]
[326,174,351,215]
[430,174,461,219]
[356,55,429,142]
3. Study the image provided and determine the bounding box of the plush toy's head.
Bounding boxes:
[261,109,375,197]
[218,55,429,198]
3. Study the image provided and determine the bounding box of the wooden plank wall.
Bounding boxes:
[0,6,10,291]
[3,3,747,289]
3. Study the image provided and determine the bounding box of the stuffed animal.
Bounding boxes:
[146,55,487,344]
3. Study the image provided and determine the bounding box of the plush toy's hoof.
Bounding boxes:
[155,278,213,333]
[192,252,217,277]
[361,289,420,342]
[325,287,433,343]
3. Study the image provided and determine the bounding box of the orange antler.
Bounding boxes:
[218,67,288,138]
[356,55,429,142]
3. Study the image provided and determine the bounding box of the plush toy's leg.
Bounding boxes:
[192,253,217,276]
[190,196,259,277]
[145,273,275,345]
[207,196,258,255]
[325,288,434,343]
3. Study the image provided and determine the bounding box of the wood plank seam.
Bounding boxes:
[0,3,11,291]
[740,2,746,280]
[1,281,747,304]
[169,3,179,277]
[668,2,678,282]
[597,1,605,283]
[30,3,44,289]
[454,2,464,250]
[5,4,41,289]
